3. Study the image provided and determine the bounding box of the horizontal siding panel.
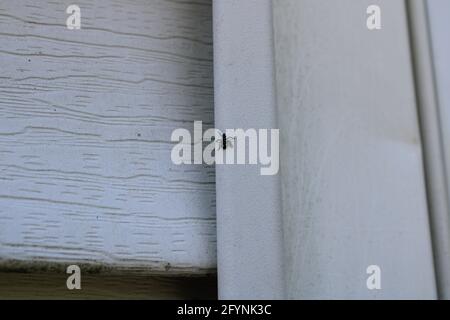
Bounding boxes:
[0,0,216,273]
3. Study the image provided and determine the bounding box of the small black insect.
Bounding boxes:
[216,133,236,150]
[221,133,227,150]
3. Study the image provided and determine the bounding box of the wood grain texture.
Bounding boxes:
[0,0,216,273]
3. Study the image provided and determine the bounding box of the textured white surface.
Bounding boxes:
[274,0,437,299]
[428,1,450,184]
[0,0,216,273]
[427,0,450,298]
[213,0,285,299]
[429,0,450,175]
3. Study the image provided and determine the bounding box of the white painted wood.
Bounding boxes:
[428,2,450,185]
[426,0,450,299]
[0,0,216,273]
[407,0,450,299]
[428,0,450,178]
[273,0,437,299]
[213,0,284,299]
